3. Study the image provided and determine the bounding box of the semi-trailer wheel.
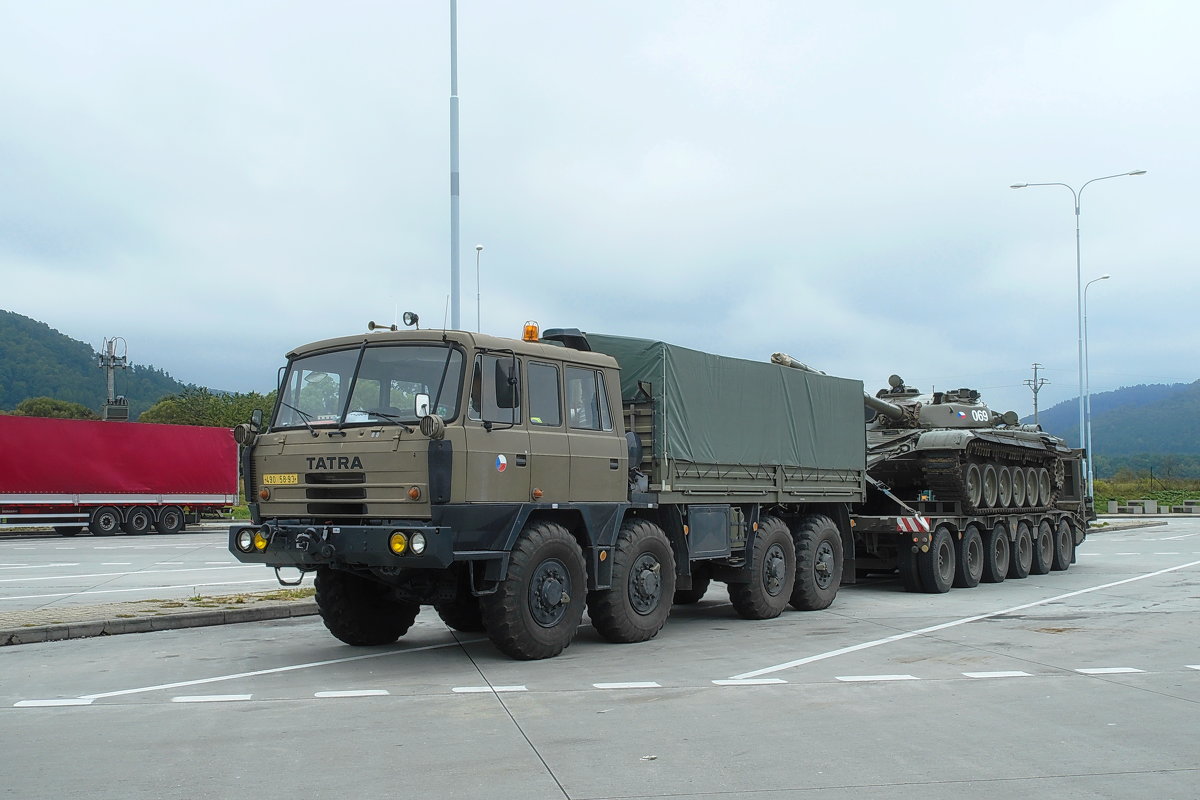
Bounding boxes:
[480,520,586,660]
[1030,520,1055,575]
[981,523,1009,583]
[121,506,153,535]
[89,506,121,536]
[153,505,186,535]
[1052,520,1075,571]
[588,519,675,643]
[728,516,795,619]
[315,567,420,646]
[673,565,710,605]
[435,596,486,632]
[898,547,925,592]
[953,524,984,588]
[789,514,842,610]
[1008,521,1033,579]
[917,525,956,594]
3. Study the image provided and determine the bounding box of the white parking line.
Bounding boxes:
[729,558,1200,681]
[452,685,527,694]
[836,674,918,682]
[593,682,661,690]
[315,690,390,698]
[712,679,787,686]
[14,699,94,708]
[963,671,1031,678]
[172,695,252,703]
[1076,667,1144,675]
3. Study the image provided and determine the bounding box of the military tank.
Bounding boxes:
[771,354,1075,514]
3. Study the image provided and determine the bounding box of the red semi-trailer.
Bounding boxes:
[0,416,238,536]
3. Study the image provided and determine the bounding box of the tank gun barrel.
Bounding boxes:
[770,352,826,375]
[772,353,905,422]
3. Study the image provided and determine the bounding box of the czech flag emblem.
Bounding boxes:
[496,454,508,472]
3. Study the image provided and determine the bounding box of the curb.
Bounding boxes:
[2,601,318,647]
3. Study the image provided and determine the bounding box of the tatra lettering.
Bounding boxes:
[305,456,364,470]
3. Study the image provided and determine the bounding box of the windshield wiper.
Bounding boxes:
[350,409,414,433]
[279,401,319,437]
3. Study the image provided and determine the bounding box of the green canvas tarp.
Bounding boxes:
[587,334,866,471]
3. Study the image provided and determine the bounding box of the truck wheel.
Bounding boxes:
[121,506,153,535]
[728,516,795,620]
[953,523,984,589]
[435,597,486,633]
[1052,520,1075,571]
[789,515,842,611]
[1008,521,1033,579]
[898,547,925,592]
[154,506,186,535]
[588,519,675,643]
[673,565,710,605]
[315,567,420,646]
[917,525,955,594]
[89,506,121,536]
[1030,520,1054,575]
[480,520,586,660]
[981,523,1009,584]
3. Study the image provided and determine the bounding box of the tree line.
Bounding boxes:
[2,388,275,428]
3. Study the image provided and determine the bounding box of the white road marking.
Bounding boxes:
[78,638,486,700]
[315,690,390,698]
[593,682,661,689]
[1188,666,1200,671]
[171,695,253,703]
[730,558,1200,681]
[14,699,94,708]
[963,671,1031,678]
[451,685,527,694]
[1076,667,1144,675]
[0,563,79,571]
[1115,552,1140,555]
[712,679,787,686]
[1,578,290,602]
[0,565,262,584]
[836,674,918,682]
[101,563,133,566]
[1153,552,1181,555]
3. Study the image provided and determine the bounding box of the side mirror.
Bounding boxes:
[250,408,263,432]
[414,393,431,418]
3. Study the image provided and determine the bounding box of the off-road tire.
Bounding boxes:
[899,547,925,592]
[673,568,710,605]
[1008,521,1033,579]
[154,505,186,535]
[89,506,121,536]
[918,525,956,594]
[588,519,675,643]
[435,597,486,632]
[728,516,795,620]
[1030,520,1054,575]
[479,520,586,660]
[953,524,984,589]
[981,523,1009,584]
[1052,520,1075,571]
[789,514,842,611]
[315,567,420,646]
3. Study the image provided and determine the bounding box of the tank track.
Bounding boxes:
[920,440,1065,515]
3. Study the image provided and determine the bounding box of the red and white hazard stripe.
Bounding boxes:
[896,516,931,533]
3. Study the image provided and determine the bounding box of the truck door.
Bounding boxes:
[565,365,626,502]
[463,353,531,503]
[525,361,570,502]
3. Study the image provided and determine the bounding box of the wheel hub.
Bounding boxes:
[529,559,571,627]
[814,541,835,589]
[765,544,786,596]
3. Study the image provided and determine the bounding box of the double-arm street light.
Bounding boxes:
[1083,273,1111,498]
[1010,170,1146,501]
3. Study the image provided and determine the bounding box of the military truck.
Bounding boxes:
[229,324,866,659]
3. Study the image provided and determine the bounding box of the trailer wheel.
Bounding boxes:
[898,547,925,592]
[953,524,984,588]
[121,506,153,535]
[1052,520,1074,571]
[588,519,675,644]
[315,567,420,646]
[1030,520,1054,575]
[728,516,795,620]
[480,520,586,660]
[435,597,486,633]
[673,564,710,605]
[1008,521,1033,579]
[917,525,955,593]
[981,523,1009,584]
[154,506,186,535]
[789,515,842,611]
[89,506,121,536]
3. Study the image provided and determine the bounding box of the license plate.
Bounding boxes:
[263,473,299,485]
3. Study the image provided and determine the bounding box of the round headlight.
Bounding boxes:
[410,532,427,555]
[236,529,254,553]
[388,531,408,555]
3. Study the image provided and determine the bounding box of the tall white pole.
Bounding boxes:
[449,0,461,330]
[1083,274,1110,499]
[475,244,483,331]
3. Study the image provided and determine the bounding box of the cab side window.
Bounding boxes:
[528,362,562,427]
[565,367,612,431]
[468,354,522,424]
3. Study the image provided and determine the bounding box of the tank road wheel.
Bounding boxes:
[981,523,1010,584]
[89,506,121,536]
[1053,520,1075,571]
[1025,468,1040,507]
[1011,468,1027,508]
[315,567,420,646]
[953,524,984,589]
[964,463,984,511]
[997,467,1013,509]
[673,564,710,605]
[1037,468,1052,507]
[729,516,795,620]
[480,520,586,660]
[1008,521,1033,579]
[1030,520,1055,575]
[789,515,843,611]
[121,506,153,535]
[154,505,186,535]
[435,596,486,633]
[917,525,956,594]
[982,465,999,509]
[588,519,675,644]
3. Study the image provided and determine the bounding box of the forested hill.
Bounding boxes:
[0,309,194,418]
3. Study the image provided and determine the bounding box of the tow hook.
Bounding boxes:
[295,527,318,552]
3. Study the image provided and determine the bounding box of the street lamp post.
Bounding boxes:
[475,244,484,332]
[1010,169,1145,501]
[1083,274,1111,498]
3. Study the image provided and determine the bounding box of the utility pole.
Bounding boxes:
[1024,362,1049,426]
[98,337,129,421]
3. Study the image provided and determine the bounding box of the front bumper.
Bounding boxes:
[229,521,455,569]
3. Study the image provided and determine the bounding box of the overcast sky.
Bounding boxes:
[2,1,1195,421]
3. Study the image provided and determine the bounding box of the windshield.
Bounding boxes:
[273,343,464,430]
